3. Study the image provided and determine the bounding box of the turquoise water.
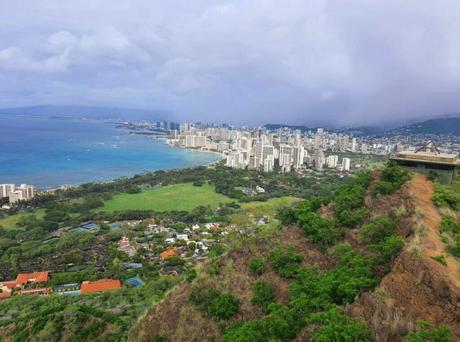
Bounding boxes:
[0,114,219,188]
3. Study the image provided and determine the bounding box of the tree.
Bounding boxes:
[406,320,453,342]
[251,281,275,310]
[269,245,303,278]
[308,307,372,342]
[248,256,265,275]
[208,293,239,320]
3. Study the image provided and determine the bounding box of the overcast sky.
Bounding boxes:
[1,1,460,126]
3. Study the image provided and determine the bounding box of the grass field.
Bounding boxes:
[240,196,302,217]
[101,183,233,212]
[229,196,302,228]
[0,209,45,229]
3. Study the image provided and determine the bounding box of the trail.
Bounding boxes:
[409,173,460,288]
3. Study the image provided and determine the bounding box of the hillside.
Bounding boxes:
[130,167,459,341]
[389,117,460,136]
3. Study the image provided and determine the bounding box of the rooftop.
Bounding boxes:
[393,150,460,166]
[80,279,121,294]
[15,271,49,286]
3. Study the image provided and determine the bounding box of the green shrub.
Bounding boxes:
[440,215,460,235]
[189,287,239,320]
[431,254,448,266]
[308,307,372,342]
[406,320,453,342]
[251,281,276,310]
[208,293,239,320]
[433,186,460,210]
[369,235,404,263]
[360,215,397,243]
[189,287,220,313]
[300,212,343,247]
[223,321,266,342]
[269,245,303,278]
[248,256,265,275]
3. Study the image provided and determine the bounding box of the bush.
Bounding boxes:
[308,307,372,342]
[373,163,410,196]
[189,287,239,320]
[189,287,220,313]
[433,186,460,210]
[360,215,397,243]
[269,245,303,278]
[369,235,404,263]
[248,256,265,275]
[406,320,453,342]
[223,321,266,342]
[251,281,275,310]
[208,293,239,320]
[300,212,343,247]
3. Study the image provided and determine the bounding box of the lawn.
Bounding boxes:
[101,183,233,212]
[240,196,302,217]
[0,209,45,229]
[230,196,302,227]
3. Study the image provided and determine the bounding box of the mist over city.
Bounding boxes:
[2,1,460,126]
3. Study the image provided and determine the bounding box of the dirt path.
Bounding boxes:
[409,173,460,288]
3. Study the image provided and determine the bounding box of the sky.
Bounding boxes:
[1,1,460,126]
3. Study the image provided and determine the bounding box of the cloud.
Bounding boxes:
[1,0,460,126]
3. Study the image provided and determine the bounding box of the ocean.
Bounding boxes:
[0,114,220,188]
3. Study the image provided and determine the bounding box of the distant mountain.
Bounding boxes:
[389,117,460,136]
[0,105,169,121]
[263,123,385,136]
[266,117,460,136]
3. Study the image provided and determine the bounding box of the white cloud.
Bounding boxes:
[1,0,460,125]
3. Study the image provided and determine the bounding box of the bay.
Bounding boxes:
[0,114,219,188]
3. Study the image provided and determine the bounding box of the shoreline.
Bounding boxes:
[41,139,225,192]
[1,117,225,191]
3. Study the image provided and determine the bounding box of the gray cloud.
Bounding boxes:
[1,0,460,126]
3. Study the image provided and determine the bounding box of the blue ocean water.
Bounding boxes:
[0,114,219,188]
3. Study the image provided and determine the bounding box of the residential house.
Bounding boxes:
[80,279,121,294]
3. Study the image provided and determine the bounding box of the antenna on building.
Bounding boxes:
[415,140,441,155]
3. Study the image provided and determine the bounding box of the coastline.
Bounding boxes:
[42,140,225,192]
[0,116,224,190]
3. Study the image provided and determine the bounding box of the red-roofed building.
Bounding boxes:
[80,279,121,294]
[0,285,12,299]
[15,271,49,286]
[160,248,177,261]
[0,281,17,289]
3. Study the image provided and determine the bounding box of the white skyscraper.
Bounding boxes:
[326,155,339,168]
[314,150,325,171]
[0,184,15,198]
[292,146,305,169]
[278,144,293,172]
[341,157,351,171]
[262,145,275,172]
[351,138,357,152]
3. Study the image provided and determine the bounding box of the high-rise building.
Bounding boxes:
[341,157,351,171]
[278,144,292,172]
[292,145,305,169]
[262,145,275,172]
[326,155,339,168]
[314,150,325,171]
[0,184,15,198]
[18,184,34,199]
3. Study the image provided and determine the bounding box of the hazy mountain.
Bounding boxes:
[388,117,460,136]
[0,105,169,121]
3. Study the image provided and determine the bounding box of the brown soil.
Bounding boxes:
[349,174,460,341]
[129,226,332,342]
